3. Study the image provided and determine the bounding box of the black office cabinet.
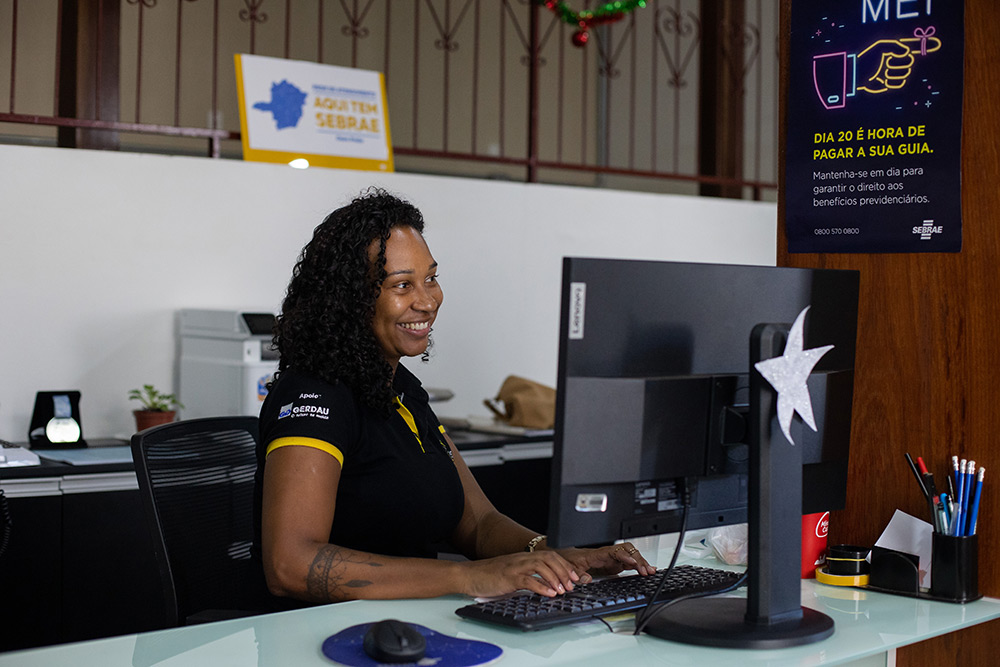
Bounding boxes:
[0,462,165,652]
[0,493,63,651]
[60,487,164,642]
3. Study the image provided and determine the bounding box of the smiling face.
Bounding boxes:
[371,226,443,371]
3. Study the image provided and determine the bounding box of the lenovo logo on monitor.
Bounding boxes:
[569,282,587,339]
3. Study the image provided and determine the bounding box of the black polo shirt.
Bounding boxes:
[253,364,465,559]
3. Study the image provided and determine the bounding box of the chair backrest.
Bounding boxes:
[131,416,264,626]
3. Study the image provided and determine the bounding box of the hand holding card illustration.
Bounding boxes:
[813,27,941,109]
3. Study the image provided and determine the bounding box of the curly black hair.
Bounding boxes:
[273,188,426,415]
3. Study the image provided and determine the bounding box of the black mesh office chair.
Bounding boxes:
[131,416,269,627]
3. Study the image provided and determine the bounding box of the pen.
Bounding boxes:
[931,495,946,533]
[917,455,938,503]
[905,452,929,498]
[962,460,975,536]
[939,492,951,532]
[969,467,985,536]
[918,456,942,531]
[905,453,935,526]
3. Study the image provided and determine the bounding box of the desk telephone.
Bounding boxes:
[0,438,41,468]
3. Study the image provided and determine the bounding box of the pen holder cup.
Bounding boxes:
[930,533,979,602]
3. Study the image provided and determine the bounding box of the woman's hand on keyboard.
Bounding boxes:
[555,542,656,578]
[457,551,584,598]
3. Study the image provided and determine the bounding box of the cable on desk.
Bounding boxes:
[632,478,691,634]
[634,570,749,636]
[596,615,615,633]
[633,478,750,636]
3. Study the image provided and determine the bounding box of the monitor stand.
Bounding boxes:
[641,322,835,649]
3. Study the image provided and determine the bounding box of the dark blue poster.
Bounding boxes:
[786,1,964,253]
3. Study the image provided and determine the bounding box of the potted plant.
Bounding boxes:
[129,384,184,432]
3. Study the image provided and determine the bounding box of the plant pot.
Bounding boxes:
[134,410,177,433]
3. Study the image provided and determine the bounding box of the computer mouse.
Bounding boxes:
[362,619,426,663]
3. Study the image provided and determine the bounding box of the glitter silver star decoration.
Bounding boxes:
[753,306,834,445]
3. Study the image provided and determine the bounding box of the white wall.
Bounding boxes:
[0,144,775,440]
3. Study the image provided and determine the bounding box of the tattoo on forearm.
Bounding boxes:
[306,545,384,602]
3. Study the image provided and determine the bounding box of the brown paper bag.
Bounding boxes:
[483,376,556,429]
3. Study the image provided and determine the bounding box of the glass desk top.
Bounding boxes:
[3,538,999,667]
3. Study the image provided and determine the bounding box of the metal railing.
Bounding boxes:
[0,0,777,199]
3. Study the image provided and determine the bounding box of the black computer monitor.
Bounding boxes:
[548,257,860,648]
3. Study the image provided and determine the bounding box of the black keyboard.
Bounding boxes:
[455,564,743,631]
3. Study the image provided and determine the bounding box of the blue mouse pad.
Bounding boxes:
[322,622,503,666]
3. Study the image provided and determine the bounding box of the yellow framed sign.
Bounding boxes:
[235,54,393,172]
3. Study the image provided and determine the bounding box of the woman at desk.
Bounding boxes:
[256,188,653,604]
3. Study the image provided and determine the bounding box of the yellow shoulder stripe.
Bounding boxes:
[265,437,344,467]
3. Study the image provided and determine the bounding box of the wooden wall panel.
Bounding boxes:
[778,1,1000,663]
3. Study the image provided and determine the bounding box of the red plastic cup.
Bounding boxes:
[801,511,830,578]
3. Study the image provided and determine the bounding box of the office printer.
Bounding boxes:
[178,309,278,420]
